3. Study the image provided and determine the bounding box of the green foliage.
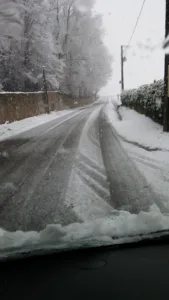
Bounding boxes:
[121,80,164,125]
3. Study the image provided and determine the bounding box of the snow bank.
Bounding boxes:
[0,204,169,259]
[0,110,74,142]
[106,105,169,151]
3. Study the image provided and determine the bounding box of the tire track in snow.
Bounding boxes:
[0,109,91,231]
[65,106,113,221]
[99,107,157,214]
[0,110,83,180]
[121,141,169,213]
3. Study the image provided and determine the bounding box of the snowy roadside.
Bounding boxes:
[105,102,169,210]
[0,109,75,142]
[106,104,169,151]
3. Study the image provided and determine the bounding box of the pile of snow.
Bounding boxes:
[106,105,169,151]
[0,110,74,142]
[0,204,169,259]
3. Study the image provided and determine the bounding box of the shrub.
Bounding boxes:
[121,80,164,125]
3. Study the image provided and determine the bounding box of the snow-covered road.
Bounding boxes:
[0,108,90,231]
[0,102,159,232]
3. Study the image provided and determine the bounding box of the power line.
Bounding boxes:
[127,0,146,47]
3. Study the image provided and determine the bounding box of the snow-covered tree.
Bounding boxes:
[0,0,22,39]
[54,0,112,97]
[0,0,112,97]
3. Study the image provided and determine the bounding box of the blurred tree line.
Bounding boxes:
[0,0,112,98]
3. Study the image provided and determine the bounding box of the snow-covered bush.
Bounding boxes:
[121,80,164,124]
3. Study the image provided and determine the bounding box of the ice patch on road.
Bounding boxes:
[1,204,169,259]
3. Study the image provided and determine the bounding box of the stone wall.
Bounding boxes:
[0,91,93,124]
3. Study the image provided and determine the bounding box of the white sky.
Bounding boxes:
[94,0,165,96]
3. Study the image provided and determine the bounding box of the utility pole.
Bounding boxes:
[120,45,127,92]
[163,0,169,131]
[121,45,124,91]
[43,67,50,114]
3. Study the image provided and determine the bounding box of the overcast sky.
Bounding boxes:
[94,0,165,96]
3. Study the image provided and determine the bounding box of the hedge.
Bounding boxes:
[121,80,164,125]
